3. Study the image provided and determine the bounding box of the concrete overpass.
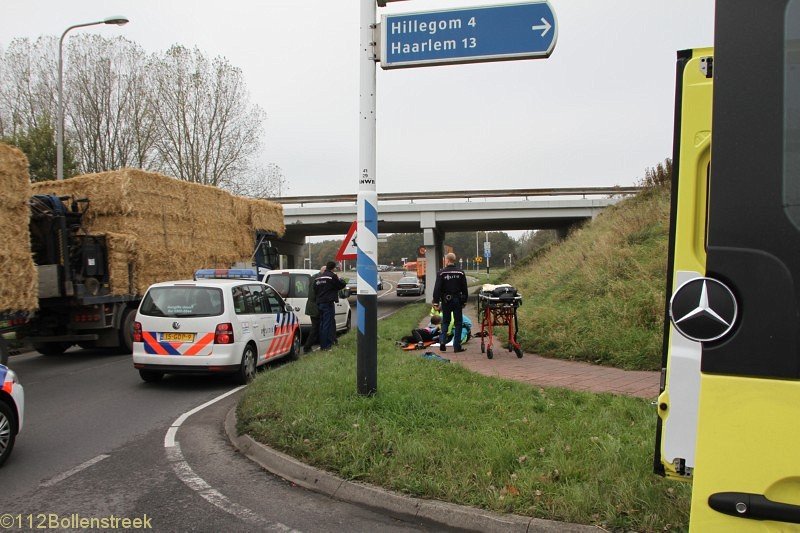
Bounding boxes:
[269,187,639,299]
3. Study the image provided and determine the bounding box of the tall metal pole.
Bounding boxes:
[475,231,479,271]
[56,17,129,180]
[357,0,378,396]
[57,29,67,181]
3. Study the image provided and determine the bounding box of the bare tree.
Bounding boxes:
[0,35,279,192]
[151,45,266,186]
[221,161,287,199]
[0,37,58,138]
[65,35,157,173]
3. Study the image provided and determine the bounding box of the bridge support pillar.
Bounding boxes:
[555,226,571,242]
[421,214,442,303]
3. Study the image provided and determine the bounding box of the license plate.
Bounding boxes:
[161,332,195,342]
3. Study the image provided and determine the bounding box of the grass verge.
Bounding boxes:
[238,303,690,532]
[507,187,671,370]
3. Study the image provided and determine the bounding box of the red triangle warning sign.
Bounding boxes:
[336,221,358,261]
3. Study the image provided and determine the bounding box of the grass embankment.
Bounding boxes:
[508,187,670,370]
[238,302,690,532]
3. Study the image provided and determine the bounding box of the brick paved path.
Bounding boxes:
[420,305,660,399]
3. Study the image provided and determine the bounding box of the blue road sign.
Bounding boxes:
[380,1,557,69]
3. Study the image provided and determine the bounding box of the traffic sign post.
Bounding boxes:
[336,221,358,261]
[380,1,557,69]
[358,0,378,396]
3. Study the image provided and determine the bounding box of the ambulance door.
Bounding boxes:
[687,1,800,529]
[653,47,714,481]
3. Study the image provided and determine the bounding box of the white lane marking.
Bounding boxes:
[165,386,299,532]
[164,386,245,448]
[377,280,395,299]
[41,454,110,487]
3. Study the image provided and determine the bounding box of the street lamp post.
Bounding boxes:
[57,16,129,180]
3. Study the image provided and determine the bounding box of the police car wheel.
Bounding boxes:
[0,400,16,467]
[288,332,301,361]
[237,344,257,384]
[139,369,163,383]
[344,311,352,334]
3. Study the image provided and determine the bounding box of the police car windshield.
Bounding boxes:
[140,287,223,318]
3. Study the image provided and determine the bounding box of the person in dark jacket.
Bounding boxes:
[432,252,468,352]
[315,261,346,350]
[303,269,323,354]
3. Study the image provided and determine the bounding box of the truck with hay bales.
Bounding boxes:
[0,143,285,362]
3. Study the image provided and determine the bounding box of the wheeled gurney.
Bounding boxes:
[478,284,523,359]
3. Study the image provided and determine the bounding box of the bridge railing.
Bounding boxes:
[270,186,642,205]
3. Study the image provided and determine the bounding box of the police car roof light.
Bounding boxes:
[194,268,258,280]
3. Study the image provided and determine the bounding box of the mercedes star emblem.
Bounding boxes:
[670,277,738,342]
[172,321,181,330]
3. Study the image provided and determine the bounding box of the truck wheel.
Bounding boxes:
[0,339,9,366]
[236,344,257,385]
[117,308,135,354]
[33,342,71,356]
[0,400,16,467]
[139,369,163,383]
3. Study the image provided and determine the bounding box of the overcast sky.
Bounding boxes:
[1,1,715,199]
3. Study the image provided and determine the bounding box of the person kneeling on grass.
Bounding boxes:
[445,314,472,347]
[399,315,442,349]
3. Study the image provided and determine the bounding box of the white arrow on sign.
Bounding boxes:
[531,18,552,37]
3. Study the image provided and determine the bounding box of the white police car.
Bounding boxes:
[132,269,300,384]
[0,364,24,467]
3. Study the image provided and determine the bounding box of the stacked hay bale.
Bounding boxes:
[31,168,284,296]
[0,144,38,314]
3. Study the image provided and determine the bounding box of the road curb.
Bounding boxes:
[225,407,598,532]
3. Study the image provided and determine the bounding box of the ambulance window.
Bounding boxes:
[784,0,800,230]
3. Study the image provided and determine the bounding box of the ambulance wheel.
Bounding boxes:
[139,369,163,383]
[514,347,523,358]
[236,344,257,385]
[33,342,71,356]
[487,348,493,359]
[0,400,17,467]
[288,332,301,361]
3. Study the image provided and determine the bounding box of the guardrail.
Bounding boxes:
[270,186,642,205]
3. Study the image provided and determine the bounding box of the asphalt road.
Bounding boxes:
[0,277,443,531]
[346,272,426,320]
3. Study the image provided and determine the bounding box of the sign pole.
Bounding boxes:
[357,0,378,396]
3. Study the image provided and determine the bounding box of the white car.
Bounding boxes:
[0,364,24,467]
[262,269,351,341]
[396,276,425,297]
[132,270,301,384]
